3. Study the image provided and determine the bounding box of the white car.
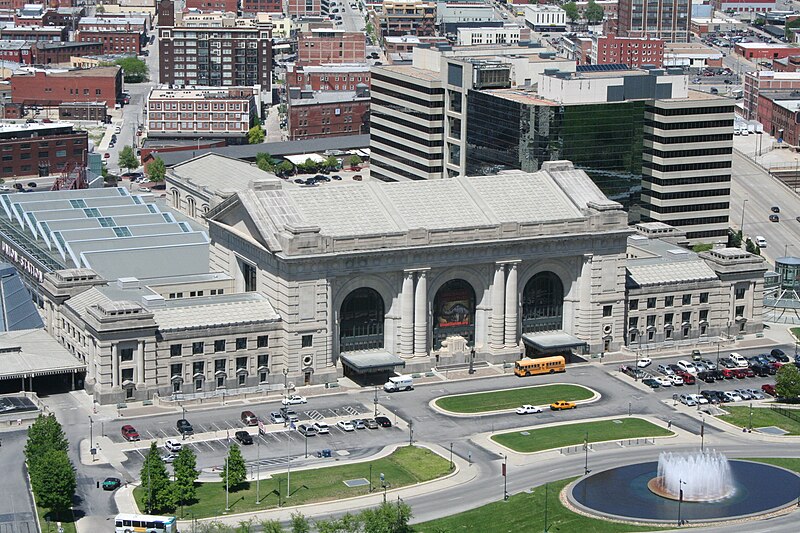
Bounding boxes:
[676,360,698,375]
[668,375,684,386]
[162,453,178,463]
[723,391,743,402]
[336,420,355,432]
[688,394,709,405]
[164,439,182,453]
[655,376,672,387]
[515,404,543,415]
[282,395,308,405]
[637,357,652,368]
[679,394,696,406]
[313,421,330,434]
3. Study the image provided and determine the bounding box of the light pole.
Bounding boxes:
[749,402,753,432]
[224,455,230,512]
[502,454,508,501]
[255,434,261,505]
[373,385,378,418]
[677,479,686,526]
[468,347,475,374]
[89,416,94,462]
[408,420,413,445]
[181,404,187,440]
[700,417,705,452]
[380,472,387,503]
[583,431,590,476]
[283,367,288,397]
[716,342,721,369]
[449,442,453,470]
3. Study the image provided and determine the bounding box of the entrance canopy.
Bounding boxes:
[340,350,405,374]
[522,331,587,352]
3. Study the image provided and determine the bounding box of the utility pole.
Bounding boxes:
[408,419,413,446]
[255,435,261,504]
[543,482,549,532]
[224,455,229,512]
[89,416,94,462]
[373,384,378,417]
[584,431,590,476]
[502,455,508,501]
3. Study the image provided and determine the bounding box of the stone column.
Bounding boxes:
[111,343,120,390]
[87,340,96,385]
[504,262,519,348]
[491,263,506,350]
[414,270,428,356]
[136,340,145,386]
[399,271,415,358]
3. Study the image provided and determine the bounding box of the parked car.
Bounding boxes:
[516,404,543,414]
[668,375,684,386]
[375,416,393,427]
[688,394,709,405]
[165,439,182,453]
[667,364,682,374]
[176,419,193,435]
[235,430,253,445]
[769,214,780,222]
[365,418,379,429]
[744,388,765,400]
[734,389,753,400]
[121,425,140,441]
[642,378,661,389]
[771,348,790,362]
[691,350,703,361]
[102,477,122,491]
[162,453,178,463]
[697,371,716,383]
[282,395,308,405]
[675,370,695,385]
[297,424,317,437]
[241,410,258,426]
[694,361,709,373]
[657,364,675,376]
[313,421,330,434]
[637,357,652,368]
[655,376,672,387]
[336,420,355,431]
[270,411,285,424]
[351,419,366,429]
[679,394,696,406]
[771,206,781,213]
[718,357,736,369]
[761,384,776,396]
[550,400,577,410]
[279,407,299,423]
[723,391,744,402]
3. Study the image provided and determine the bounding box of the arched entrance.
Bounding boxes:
[522,272,564,333]
[432,279,476,350]
[339,287,385,352]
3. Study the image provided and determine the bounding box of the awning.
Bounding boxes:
[521,331,587,351]
[340,350,405,373]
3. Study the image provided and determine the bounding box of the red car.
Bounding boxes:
[121,425,140,441]
[721,368,736,379]
[733,368,748,379]
[762,384,776,396]
[676,370,695,385]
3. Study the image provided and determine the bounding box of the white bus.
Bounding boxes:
[114,514,178,533]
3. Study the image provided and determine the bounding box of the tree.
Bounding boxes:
[115,56,149,83]
[562,2,580,23]
[96,4,105,13]
[221,443,247,490]
[118,145,139,172]
[276,160,294,177]
[248,125,265,144]
[24,414,68,470]
[692,243,713,253]
[728,229,743,248]
[173,447,199,507]
[348,155,362,168]
[147,156,166,182]
[255,152,277,172]
[585,0,605,24]
[776,363,800,401]
[324,155,340,170]
[259,520,286,533]
[745,237,761,255]
[30,449,76,520]
[290,512,310,533]
[360,501,412,533]
[140,442,174,513]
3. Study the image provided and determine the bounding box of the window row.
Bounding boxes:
[169,335,269,356]
[629,292,709,310]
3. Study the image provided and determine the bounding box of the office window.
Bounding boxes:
[170,363,182,377]
[629,299,638,311]
[735,287,746,300]
[700,292,709,304]
[682,294,692,305]
[603,305,612,317]
[214,339,226,352]
[236,337,247,350]
[193,361,204,375]
[257,335,268,348]
[302,335,313,348]
[647,298,656,309]
[236,356,248,371]
[170,344,182,357]
[120,347,134,362]
[192,341,204,355]
[215,359,226,373]
[665,295,674,307]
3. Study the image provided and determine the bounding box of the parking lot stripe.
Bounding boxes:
[145,430,157,440]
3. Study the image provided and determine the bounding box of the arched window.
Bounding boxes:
[171,188,179,208]
[432,279,476,349]
[339,288,385,352]
[522,272,564,333]
[186,196,196,218]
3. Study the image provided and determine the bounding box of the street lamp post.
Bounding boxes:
[741,198,748,235]
[583,431,591,476]
[373,385,378,418]
[408,420,413,446]
[256,435,261,504]
[677,479,686,526]
[502,454,508,501]
[181,404,187,440]
[449,442,453,470]
[468,347,475,374]
[749,402,753,432]
[224,455,230,512]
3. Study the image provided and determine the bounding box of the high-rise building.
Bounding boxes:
[617,0,691,43]
[380,0,436,38]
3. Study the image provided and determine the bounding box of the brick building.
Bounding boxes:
[76,30,142,54]
[772,55,800,72]
[0,122,88,179]
[11,66,124,109]
[44,7,86,28]
[287,86,370,140]
[617,0,691,43]
[59,101,109,122]
[241,0,283,14]
[185,0,239,11]
[146,86,258,142]
[288,0,322,18]
[590,35,665,68]
[77,16,148,35]
[288,63,371,91]
[0,40,32,63]
[0,25,68,41]
[755,91,800,145]
[159,14,273,91]
[32,41,104,65]
[744,70,800,120]
[297,30,366,66]
[735,42,798,61]
[380,0,436,38]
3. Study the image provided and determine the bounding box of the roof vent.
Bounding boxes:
[117,277,141,290]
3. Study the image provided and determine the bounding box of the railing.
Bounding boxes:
[559,437,655,455]
[164,383,283,402]
[770,404,800,423]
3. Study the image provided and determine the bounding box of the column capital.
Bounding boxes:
[404,267,431,274]
[497,259,522,266]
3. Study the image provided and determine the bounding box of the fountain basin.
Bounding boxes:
[570,460,800,523]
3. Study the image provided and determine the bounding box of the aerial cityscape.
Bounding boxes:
[2,0,800,532]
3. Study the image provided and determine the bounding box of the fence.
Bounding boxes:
[770,404,800,423]
[559,437,655,455]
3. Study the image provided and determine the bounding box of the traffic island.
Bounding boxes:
[432,384,596,416]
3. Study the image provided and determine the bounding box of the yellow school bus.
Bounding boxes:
[514,355,566,377]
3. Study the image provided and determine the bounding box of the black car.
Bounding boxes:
[375,416,392,428]
[771,206,781,213]
[176,419,193,435]
[718,357,736,369]
[771,348,790,362]
[750,364,770,377]
[294,178,304,184]
[709,370,725,381]
[102,477,122,491]
[697,372,715,383]
[331,175,342,180]
[235,431,253,445]
[642,378,661,389]
[769,214,780,222]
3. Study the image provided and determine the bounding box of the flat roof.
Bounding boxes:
[340,351,405,372]
[149,87,254,100]
[736,42,797,49]
[521,332,587,350]
[0,329,85,381]
[290,90,368,106]
[373,65,442,82]
[168,153,277,195]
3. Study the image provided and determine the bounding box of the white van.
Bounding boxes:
[755,236,767,248]
[676,359,698,375]
[730,352,749,368]
[384,375,414,392]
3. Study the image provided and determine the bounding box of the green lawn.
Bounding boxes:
[790,327,800,341]
[745,457,800,472]
[491,418,673,453]
[36,506,77,533]
[134,445,450,519]
[435,384,594,414]
[415,477,667,533]
[719,406,800,435]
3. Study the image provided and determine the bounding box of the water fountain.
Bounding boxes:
[648,451,735,501]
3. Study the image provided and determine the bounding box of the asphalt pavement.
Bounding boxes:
[0,430,37,533]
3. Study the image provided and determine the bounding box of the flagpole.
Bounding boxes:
[287,421,292,499]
